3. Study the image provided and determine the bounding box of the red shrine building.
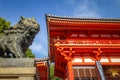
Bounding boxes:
[35,58,49,80]
[46,14,120,80]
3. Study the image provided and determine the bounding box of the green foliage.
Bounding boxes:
[50,64,61,80]
[25,48,35,58]
[0,17,10,34]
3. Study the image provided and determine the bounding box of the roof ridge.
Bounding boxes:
[46,14,120,21]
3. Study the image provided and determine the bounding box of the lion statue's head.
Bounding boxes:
[4,17,40,35]
[18,16,40,33]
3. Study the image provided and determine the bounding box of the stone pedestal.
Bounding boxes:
[0,58,36,80]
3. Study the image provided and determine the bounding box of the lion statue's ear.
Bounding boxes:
[32,17,35,19]
[32,17,36,21]
[20,16,25,20]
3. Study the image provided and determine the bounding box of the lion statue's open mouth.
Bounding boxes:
[0,17,40,58]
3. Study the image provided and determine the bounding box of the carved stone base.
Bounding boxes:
[0,58,36,80]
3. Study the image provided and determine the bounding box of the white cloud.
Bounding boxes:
[30,42,42,52]
[29,41,48,57]
[67,0,75,4]
[115,0,120,5]
[29,28,48,58]
[73,0,101,18]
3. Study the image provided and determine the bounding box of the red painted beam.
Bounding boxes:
[72,62,120,66]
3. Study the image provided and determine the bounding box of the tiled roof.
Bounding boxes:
[46,14,120,22]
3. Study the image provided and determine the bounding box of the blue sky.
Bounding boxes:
[0,0,120,58]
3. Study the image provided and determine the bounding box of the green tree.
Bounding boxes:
[50,64,61,80]
[25,48,35,58]
[0,17,10,34]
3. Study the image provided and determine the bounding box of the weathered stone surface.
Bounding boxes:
[19,77,35,80]
[0,67,36,74]
[0,58,37,80]
[0,58,35,67]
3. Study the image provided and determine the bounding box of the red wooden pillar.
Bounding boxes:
[67,59,74,80]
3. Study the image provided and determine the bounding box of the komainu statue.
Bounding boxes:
[0,17,40,58]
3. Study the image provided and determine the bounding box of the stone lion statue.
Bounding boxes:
[0,17,40,58]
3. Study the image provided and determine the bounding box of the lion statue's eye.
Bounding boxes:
[33,22,36,24]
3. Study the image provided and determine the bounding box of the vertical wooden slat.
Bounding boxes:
[79,69,84,78]
[91,68,97,77]
[85,69,91,77]
[73,69,78,77]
